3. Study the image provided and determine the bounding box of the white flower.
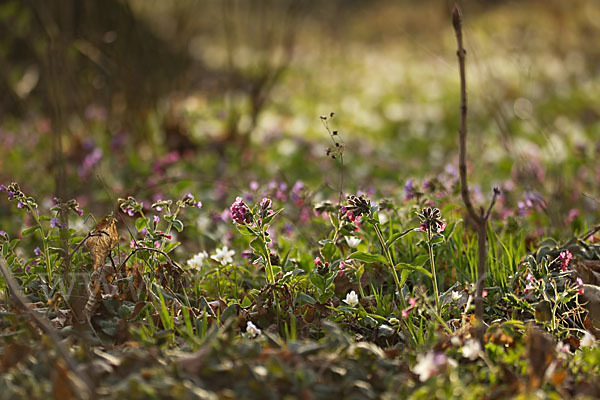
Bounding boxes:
[378,212,389,225]
[581,331,596,347]
[344,236,361,249]
[413,352,437,382]
[211,246,235,266]
[343,290,359,307]
[246,321,261,337]
[187,251,209,270]
[451,291,462,301]
[461,339,482,360]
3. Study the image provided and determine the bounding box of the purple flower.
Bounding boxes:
[50,218,59,228]
[34,247,42,256]
[153,215,160,224]
[249,181,259,191]
[230,197,252,225]
[186,193,193,199]
[0,185,6,191]
[17,201,23,209]
[140,228,148,236]
[7,191,14,199]
[404,179,414,200]
[195,201,202,208]
[76,208,84,217]
[127,209,135,217]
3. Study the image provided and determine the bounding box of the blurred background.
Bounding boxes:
[1,0,600,237]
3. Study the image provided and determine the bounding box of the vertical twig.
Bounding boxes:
[452,3,500,339]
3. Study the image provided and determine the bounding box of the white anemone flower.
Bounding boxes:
[581,331,596,348]
[211,246,235,266]
[246,321,261,337]
[413,352,437,382]
[187,251,209,270]
[343,290,359,307]
[344,236,361,249]
[461,339,482,360]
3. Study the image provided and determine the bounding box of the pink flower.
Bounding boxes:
[436,222,447,233]
[314,257,322,266]
[129,240,136,249]
[524,283,534,294]
[153,215,160,224]
[230,197,252,225]
[408,297,417,307]
[402,308,410,319]
[526,272,535,282]
[419,223,427,232]
[559,251,573,272]
[576,277,584,287]
[482,290,488,298]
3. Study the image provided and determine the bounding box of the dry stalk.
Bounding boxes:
[452,3,500,339]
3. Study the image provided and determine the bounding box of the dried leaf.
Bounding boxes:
[526,327,554,390]
[52,361,74,400]
[87,215,119,270]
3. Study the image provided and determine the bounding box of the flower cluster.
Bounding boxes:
[1,182,38,210]
[417,207,446,234]
[230,197,252,225]
[120,196,143,217]
[52,197,84,217]
[559,250,573,272]
[181,193,203,209]
[344,194,371,220]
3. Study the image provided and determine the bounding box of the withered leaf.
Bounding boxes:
[87,214,119,270]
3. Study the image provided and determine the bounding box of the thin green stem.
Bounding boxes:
[28,206,52,283]
[427,228,440,312]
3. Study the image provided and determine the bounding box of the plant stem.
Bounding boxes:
[427,228,440,312]
[261,231,275,284]
[28,206,52,283]
[373,223,402,301]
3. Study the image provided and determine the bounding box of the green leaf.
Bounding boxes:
[295,292,316,305]
[321,242,338,263]
[135,217,148,232]
[395,262,432,278]
[348,251,387,265]
[21,226,39,236]
[413,254,430,267]
[163,241,181,254]
[386,228,418,249]
[318,291,334,304]
[250,237,267,259]
[171,219,184,232]
[262,208,283,225]
[309,273,325,292]
[236,225,256,236]
[221,304,239,322]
